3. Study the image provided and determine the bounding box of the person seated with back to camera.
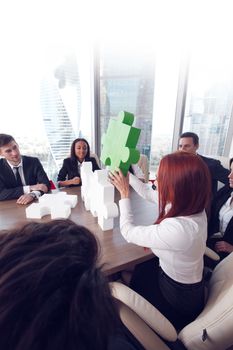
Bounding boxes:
[207,157,233,264]
[110,151,211,330]
[0,219,145,350]
[57,138,100,187]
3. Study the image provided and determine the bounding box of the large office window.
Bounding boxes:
[149,52,181,176]
[0,4,93,182]
[99,45,155,160]
[98,44,181,178]
[40,48,81,180]
[183,53,233,156]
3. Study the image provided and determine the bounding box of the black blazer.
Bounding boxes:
[200,155,229,197]
[57,157,100,186]
[0,156,50,201]
[208,185,233,244]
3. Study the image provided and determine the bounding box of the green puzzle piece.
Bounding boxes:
[101,111,141,176]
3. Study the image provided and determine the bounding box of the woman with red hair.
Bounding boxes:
[110,151,211,330]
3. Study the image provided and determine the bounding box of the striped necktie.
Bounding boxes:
[13,167,23,186]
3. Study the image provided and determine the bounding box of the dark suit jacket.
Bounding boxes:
[200,155,229,197]
[0,156,50,201]
[208,185,233,244]
[57,157,100,186]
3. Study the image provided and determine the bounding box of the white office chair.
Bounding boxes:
[137,154,149,183]
[111,252,233,350]
[90,152,101,168]
[204,246,220,262]
[111,282,177,350]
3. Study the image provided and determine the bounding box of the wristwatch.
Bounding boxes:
[29,192,37,199]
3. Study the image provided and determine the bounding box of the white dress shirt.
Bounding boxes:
[7,159,40,198]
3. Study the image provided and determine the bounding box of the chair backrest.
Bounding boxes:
[90,152,101,168]
[178,252,233,350]
[137,154,149,183]
[110,282,177,350]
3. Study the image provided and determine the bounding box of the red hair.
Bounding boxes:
[156,151,211,223]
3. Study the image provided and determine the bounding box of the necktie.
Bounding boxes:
[13,167,23,186]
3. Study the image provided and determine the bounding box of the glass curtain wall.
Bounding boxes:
[0,4,93,182]
[1,45,92,182]
[183,53,233,156]
[99,45,155,161]
[150,52,181,176]
[98,44,180,178]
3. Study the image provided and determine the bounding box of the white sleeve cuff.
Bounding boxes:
[23,185,30,194]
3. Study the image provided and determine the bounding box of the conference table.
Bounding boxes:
[0,186,157,276]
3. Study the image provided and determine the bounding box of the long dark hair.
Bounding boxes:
[0,219,118,350]
[70,138,90,161]
[156,151,211,223]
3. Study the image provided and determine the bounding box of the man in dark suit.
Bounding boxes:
[178,132,229,196]
[0,134,50,204]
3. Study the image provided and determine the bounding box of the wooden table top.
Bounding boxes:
[0,187,158,276]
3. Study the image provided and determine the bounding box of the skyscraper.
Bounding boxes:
[40,52,81,172]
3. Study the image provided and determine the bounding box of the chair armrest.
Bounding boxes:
[110,281,177,342]
[205,247,220,261]
[116,299,171,350]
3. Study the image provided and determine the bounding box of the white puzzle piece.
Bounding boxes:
[81,162,93,211]
[26,192,78,219]
[81,163,119,231]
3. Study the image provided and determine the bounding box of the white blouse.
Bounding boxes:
[119,174,207,284]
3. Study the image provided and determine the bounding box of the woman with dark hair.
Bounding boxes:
[0,219,143,350]
[110,152,211,329]
[57,138,100,187]
[207,157,233,260]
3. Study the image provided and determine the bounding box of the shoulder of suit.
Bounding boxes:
[22,155,39,161]
[216,184,232,197]
[199,154,220,166]
[0,158,6,168]
[199,154,213,162]
[64,157,72,163]
[85,157,95,162]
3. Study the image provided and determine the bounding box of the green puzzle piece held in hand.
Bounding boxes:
[101,111,141,176]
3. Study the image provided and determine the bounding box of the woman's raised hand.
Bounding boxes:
[109,169,129,199]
